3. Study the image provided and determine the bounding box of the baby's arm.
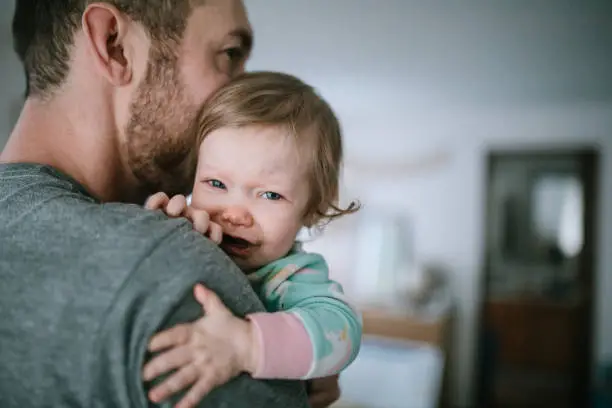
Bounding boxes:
[248,253,362,380]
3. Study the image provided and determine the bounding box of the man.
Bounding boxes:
[0,0,340,407]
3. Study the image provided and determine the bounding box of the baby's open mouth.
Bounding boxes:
[220,234,254,257]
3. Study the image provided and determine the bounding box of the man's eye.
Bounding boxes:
[207,179,226,190]
[224,47,244,62]
[261,191,283,201]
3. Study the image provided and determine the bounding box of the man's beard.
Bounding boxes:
[124,50,199,198]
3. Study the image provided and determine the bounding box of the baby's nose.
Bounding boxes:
[221,206,254,228]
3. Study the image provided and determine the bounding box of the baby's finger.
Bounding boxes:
[175,375,219,408]
[142,346,192,381]
[145,192,169,210]
[148,324,192,352]
[185,207,211,235]
[165,195,187,217]
[148,364,198,404]
[193,284,232,318]
[207,222,223,244]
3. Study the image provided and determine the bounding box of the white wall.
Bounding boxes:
[242,2,612,407]
[2,1,611,406]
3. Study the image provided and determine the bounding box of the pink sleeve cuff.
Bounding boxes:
[247,312,313,379]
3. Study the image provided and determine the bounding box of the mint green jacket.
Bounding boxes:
[248,248,363,379]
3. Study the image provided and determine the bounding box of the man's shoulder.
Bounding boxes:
[0,161,221,287]
[89,203,265,314]
[51,195,204,262]
[0,162,188,247]
[79,203,229,287]
[93,202,194,245]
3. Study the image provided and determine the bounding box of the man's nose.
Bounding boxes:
[221,206,254,228]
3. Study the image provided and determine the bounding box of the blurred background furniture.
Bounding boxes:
[334,305,453,408]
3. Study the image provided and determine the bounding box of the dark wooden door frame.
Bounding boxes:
[474,146,600,408]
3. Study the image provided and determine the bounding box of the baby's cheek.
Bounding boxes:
[189,186,206,208]
[261,218,297,248]
[275,225,302,254]
[190,189,219,213]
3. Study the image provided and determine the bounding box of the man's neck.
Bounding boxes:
[1,97,142,203]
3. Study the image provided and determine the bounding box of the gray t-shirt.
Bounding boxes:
[0,163,308,408]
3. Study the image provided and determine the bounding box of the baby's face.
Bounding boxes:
[190,125,310,271]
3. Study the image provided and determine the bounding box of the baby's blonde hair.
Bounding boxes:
[193,71,359,227]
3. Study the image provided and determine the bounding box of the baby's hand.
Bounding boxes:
[142,284,260,408]
[145,192,222,244]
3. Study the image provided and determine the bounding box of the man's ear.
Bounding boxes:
[82,3,132,86]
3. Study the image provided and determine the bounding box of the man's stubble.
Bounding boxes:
[124,47,200,198]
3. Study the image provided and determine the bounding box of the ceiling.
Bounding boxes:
[244,0,612,113]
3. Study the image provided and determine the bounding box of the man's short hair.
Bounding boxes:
[12,0,198,98]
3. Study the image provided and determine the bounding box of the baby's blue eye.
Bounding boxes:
[208,179,226,189]
[262,191,283,201]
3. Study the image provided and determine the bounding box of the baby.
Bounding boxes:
[142,71,362,408]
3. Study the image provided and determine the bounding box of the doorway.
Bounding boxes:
[476,148,599,408]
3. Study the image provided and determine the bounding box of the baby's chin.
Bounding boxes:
[233,259,260,273]
[231,252,286,273]
[232,256,269,273]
